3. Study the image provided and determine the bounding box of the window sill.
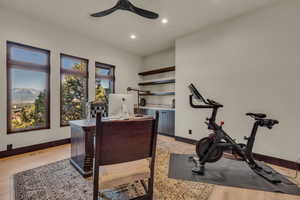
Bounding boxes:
[60,124,70,128]
[7,126,51,135]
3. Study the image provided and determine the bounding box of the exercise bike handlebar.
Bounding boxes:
[189,83,223,109]
[189,95,223,109]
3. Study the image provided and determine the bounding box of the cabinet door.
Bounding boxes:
[159,111,169,134]
[141,109,175,136]
[157,110,163,133]
[161,111,175,136]
[168,111,175,136]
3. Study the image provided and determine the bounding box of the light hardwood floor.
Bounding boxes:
[0,135,299,200]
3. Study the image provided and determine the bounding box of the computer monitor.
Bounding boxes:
[108,94,135,117]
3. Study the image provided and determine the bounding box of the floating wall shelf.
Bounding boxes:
[138,66,175,76]
[138,78,175,86]
[140,92,175,96]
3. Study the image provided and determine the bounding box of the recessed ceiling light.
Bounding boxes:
[130,34,137,39]
[161,18,168,24]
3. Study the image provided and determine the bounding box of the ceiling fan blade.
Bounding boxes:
[128,2,159,19]
[90,3,120,17]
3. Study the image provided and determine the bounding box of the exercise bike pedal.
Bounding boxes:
[189,156,205,175]
[189,156,200,162]
[192,165,205,175]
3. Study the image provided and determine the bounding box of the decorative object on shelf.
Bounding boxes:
[140,98,147,107]
[90,0,159,19]
[172,99,175,108]
[127,87,150,116]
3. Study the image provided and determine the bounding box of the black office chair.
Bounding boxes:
[90,102,108,118]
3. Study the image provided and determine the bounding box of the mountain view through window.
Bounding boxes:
[7,42,50,133]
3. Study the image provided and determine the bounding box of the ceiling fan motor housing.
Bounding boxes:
[91,0,159,19]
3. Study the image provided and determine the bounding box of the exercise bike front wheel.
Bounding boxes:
[196,137,223,163]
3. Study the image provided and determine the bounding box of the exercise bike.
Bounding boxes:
[188,83,281,184]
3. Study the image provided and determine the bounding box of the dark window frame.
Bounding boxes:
[95,62,116,96]
[6,41,51,134]
[60,53,89,127]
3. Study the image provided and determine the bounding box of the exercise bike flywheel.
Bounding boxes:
[196,137,223,163]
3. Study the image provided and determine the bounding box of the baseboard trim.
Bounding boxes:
[159,132,175,138]
[175,136,300,171]
[0,138,71,159]
[253,153,300,171]
[174,136,197,145]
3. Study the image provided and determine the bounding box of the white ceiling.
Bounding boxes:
[0,0,278,56]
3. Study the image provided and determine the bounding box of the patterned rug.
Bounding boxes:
[13,141,214,200]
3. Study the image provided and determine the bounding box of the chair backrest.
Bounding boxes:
[95,114,158,166]
[90,102,107,118]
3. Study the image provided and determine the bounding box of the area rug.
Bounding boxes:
[13,149,214,200]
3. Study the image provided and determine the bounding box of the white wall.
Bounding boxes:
[141,48,175,106]
[176,0,300,161]
[142,48,175,71]
[0,8,142,151]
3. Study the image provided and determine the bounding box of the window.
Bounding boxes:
[95,62,115,103]
[7,42,50,133]
[60,54,88,126]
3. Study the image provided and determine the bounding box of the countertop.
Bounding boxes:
[140,106,175,111]
[69,115,153,128]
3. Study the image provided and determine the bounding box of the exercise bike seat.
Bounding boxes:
[246,113,267,119]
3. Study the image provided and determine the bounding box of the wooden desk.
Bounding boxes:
[70,116,152,177]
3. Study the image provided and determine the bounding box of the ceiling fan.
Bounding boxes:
[90,0,159,19]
